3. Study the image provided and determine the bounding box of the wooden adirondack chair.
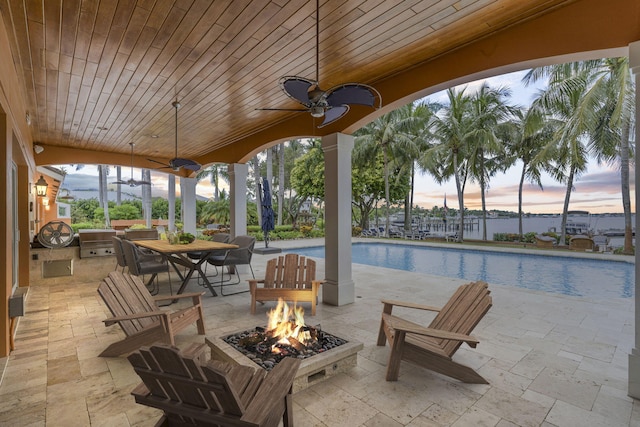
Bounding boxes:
[377,281,492,383]
[248,253,322,315]
[97,271,206,357]
[128,343,301,427]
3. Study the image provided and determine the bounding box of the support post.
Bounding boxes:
[229,163,248,272]
[629,39,640,399]
[322,133,355,306]
[180,177,197,235]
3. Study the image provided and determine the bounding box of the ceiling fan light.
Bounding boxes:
[310,106,325,117]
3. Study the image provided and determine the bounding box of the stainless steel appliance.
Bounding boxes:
[78,229,116,258]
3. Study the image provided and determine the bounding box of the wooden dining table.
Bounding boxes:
[132,239,238,297]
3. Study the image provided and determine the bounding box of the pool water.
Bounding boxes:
[290,243,635,299]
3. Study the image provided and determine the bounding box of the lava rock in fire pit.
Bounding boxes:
[223,325,349,371]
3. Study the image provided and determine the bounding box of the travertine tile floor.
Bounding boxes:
[1,238,639,426]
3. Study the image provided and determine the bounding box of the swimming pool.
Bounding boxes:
[289,243,635,298]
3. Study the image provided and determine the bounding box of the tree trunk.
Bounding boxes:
[480,152,487,241]
[98,166,104,208]
[518,164,526,239]
[453,151,464,242]
[116,166,122,206]
[405,162,415,232]
[278,143,285,226]
[142,169,152,228]
[383,147,390,238]
[560,166,575,246]
[99,165,110,228]
[620,120,633,254]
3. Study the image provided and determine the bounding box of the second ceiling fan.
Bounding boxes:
[257,0,382,127]
[112,142,152,187]
[147,101,201,172]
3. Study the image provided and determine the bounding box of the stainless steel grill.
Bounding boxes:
[78,229,116,258]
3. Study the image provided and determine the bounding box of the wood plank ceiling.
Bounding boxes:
[1,0,578,166]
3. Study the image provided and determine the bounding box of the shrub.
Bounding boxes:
[71,222,97,233]
[352,226,362,237]
[300,225,313,237]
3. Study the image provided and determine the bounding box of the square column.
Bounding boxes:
[229,163,248,273]
[629,39,640,399]
[180,177,197,235]
[322,133,355,306]
[229,163,248,238]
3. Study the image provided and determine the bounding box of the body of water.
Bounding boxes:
[417,214,636,248]
[291,242,635,299]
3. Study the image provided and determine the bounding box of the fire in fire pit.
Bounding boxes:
[223,299,348,371]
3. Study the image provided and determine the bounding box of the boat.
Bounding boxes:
[600,228,635,237]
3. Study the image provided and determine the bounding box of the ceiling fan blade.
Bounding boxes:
[112,180,128,185]
[255,108,310,112]
[280,76,315,105]
[147,158,169,167]
[326,83,381,108]
[319,105,350,128]
[171,158,202,172]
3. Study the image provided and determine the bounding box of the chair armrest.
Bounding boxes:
[383,313,479,347]
[381,299,441,312]
[242,357,301,424]
[103,310,169,326]
[154,292,204,302]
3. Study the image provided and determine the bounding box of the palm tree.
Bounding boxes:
[583,58,635,254]
[196,164,228,201]
[500,107,558,239]
[525,63,611,246]
[466,83,514,240]
[392,102,437,232]
[354,109,414,237]
[420,88,474,242]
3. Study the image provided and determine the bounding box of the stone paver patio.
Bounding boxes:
[0,238,637,426]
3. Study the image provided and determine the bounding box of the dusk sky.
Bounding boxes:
[411,70,635,215]
[57,71,634,215]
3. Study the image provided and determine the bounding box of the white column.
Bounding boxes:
[229,163,248,273]
[322,133,355,306]
[168,174,176,232]
[229,163,248,238]
[629,39,640,399]
[180,177,197,235]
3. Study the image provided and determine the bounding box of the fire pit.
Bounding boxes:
[205,299,363,391]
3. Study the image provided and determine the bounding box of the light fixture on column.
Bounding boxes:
[35,175,48,197]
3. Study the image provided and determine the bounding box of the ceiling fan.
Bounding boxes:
[112,142,152,187]
[147,101,201,172]
[256,0,382,127]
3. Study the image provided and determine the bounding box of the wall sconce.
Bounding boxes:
[35,175,48,197]
[33,144,44,154]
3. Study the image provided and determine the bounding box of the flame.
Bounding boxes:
[267,299,312,350]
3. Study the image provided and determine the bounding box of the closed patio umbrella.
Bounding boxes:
[261,177,275,248]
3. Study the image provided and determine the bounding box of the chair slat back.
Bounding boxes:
[128,344,246,420]
[97,271,159,335]
[263,254,316,289]
[428,281,492,356]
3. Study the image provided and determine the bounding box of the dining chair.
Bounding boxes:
[111,236,128,272]
[121,239,172,295]
[187,233,231,284]
[206,235,256,296]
